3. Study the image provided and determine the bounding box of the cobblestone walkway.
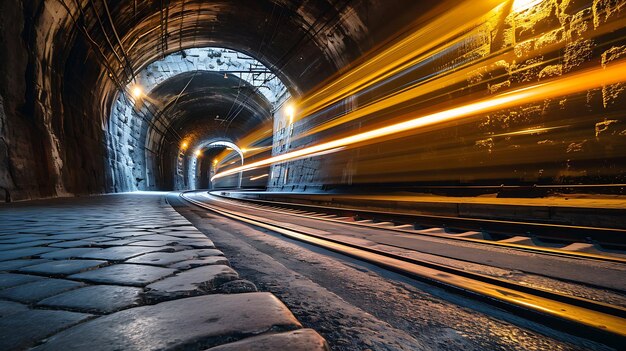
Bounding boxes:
[0,193,327,350]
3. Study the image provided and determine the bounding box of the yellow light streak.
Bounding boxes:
[249,174,269,181]
[212,126,273,165]
[491,125,567,137]
[290,15,624,140]
[295,0,503,120]
[512,0,543,13]
[212,60,626,181]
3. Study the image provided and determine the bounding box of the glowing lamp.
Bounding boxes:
[285,103,295,124]
[131,85,143,99]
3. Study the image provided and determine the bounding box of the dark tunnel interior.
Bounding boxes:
[1,0,625,202]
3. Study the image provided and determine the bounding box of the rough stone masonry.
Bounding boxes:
[0,193,328,350]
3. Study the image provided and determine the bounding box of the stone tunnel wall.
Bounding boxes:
[272,0,626,191]
[0,0,109,201]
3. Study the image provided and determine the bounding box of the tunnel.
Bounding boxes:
[1,1,626,350]
[0,0,436,201]
[1,0,625,202]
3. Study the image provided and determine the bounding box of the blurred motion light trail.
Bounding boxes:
[296,0,504,119]
[212,60,626,181]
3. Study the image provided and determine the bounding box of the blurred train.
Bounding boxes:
[208,1,626,195]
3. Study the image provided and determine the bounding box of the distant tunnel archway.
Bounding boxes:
[107,47,288,192]
[186,140,245,190]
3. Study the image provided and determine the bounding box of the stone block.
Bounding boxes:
[0,240,61,251]
[191,249,225,257]
[39,285,143,314]
[174,239,216,248]
[0,273,45,289]
[126,234,182,242]
[127,240,179,247]
[69,264,176,286]
[41,248,103,260]
[158,230,207,238]
[0,300,29,318]
[0,235,49,244]
[0,309,91,350]
[33,293,301,351]
[49,240,105,248]
[126,251,199,266]
[0,278,84,303]
[0,247,59,262]
[78,246,167,261]
[47,233,102,240]
[145,265,239,301]
[97,239,141,247]
[205,329,329,351]
[105,231,153,238]
[18,259,108,275]
[168,256,230,270]
[0,259,49,271]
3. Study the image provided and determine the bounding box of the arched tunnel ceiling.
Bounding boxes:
[0,0,446,199]
[88,0,438,193]
[135,48,289,106]
[147,70,273,150]
[60,0,442,111]
[28,0,444,105]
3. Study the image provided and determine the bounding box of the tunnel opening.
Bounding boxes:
[106,47,289,193]
[188,140,245,190]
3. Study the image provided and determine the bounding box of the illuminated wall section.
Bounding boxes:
[263,0,626,189]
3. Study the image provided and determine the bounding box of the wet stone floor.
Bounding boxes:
[0,193,327,351]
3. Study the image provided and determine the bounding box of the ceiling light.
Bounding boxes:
[131,85,143,99]
[285,103,295,124]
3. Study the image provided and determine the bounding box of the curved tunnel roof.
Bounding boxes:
[0,0,439,198]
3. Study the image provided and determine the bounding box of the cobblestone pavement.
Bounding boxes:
[0,193,328,351]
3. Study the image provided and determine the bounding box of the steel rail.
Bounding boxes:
[180,191,626,348]
[210,192,626,265]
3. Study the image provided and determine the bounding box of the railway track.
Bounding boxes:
[181,190,626,348]
[213,191,626,264]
